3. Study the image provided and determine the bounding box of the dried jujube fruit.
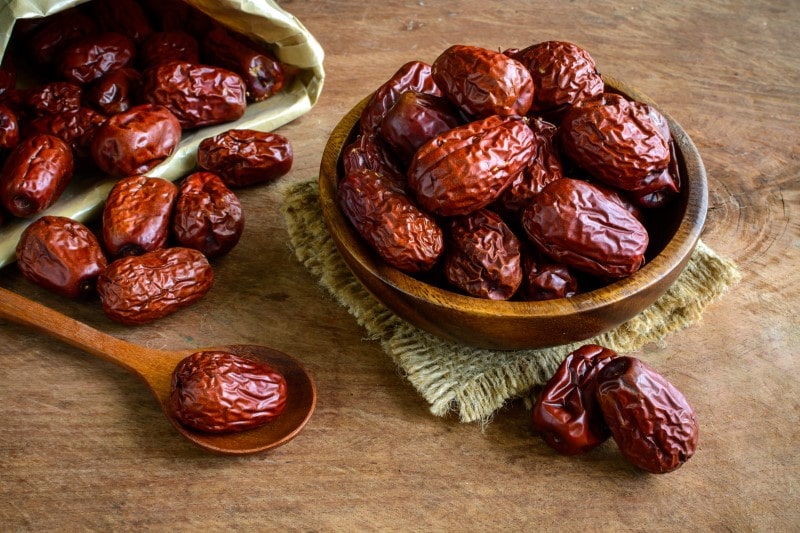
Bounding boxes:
[595,356,699,473]
[338,168,443,273]
[169,350,287,434]
[196,129,293,188]
[532,344,617,455]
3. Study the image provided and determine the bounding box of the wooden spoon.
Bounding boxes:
[0,286,316,455]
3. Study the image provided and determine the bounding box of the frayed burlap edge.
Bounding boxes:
[281,180,741,424]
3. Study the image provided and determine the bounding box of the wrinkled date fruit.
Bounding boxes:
[169,350,287,434]
[0,103,19,151]
[408,114,535,216]
[91,0,154,45]
[509,41,604,115]
[91,104,182,176]
[341,133,406,187]
[27,107,107,163]
[560,93,671,192]
[379,91,463,162]
[97,247,213,325]
[85,67,143,116]
[338,169,443,273]
[0,133,74,217]
[16,216,108,298]
[596,356,699,473]
[142,60,247,129]
[25,82,83,117]
[28,8,98,66]
[197,129,293,187]
[58,32,137,85]
[432,44,533,118]
[495,117,563,215]
[532,344,617,455]
[444,209,522,300]
[522,178,649,278]
[140,31,200,69]
[359,60,442,136]
[203,26,285,102]
[102,175,177,257]
[521,251,578,301]
[172,171,244,258]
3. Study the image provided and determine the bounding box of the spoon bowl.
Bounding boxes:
[0,286,316,455]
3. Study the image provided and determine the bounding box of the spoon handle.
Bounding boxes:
[0,286,167,377]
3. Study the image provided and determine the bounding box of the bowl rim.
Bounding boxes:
[319,74,708,321]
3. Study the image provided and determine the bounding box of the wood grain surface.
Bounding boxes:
[1,0,798,530]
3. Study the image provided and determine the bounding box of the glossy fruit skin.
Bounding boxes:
[197,129,293,188]
[102,175,177,258]
[341,133,406,188]
[521,178,649,278]
[140,31,200,69]
[0,103,19,151]
[432,44,534,118]
[379,91,464,162]
[85,68,142,116]
[509,40,604,115]
[532,344,617,455]
[58,32,137,85]
[25,82,83,117]
[407,114,535,216]
[521,249,578,301]
[27,107,107,163]
[495,117,563,215]
[16,216,108,298]
[97,247,213,325]
[443,208,522,300]
[169,350,287,434]
[0,133,74,217]
[338,169,443,273]
[359,60,442,136]
[595,356,699,474]
[172,171,244,258]
[91,104,181,176]
[27,8,98,67]
[203,26,285,102]
[142,60,247,129]
[560,93,671,192]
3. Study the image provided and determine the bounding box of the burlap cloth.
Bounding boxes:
[282,180,741,424]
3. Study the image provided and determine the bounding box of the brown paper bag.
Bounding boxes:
[0,0,325,267]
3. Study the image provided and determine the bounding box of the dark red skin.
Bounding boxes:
[560,93,671,192]
[596,356,699,474]
[532,344,617,455]
[521,178,649,278]
[16,216,108,298]
[338,169,443,273]
[443,208,522,300]
[27,8,98,67]
[203,26,285,102]
[85,68,142,116]
[340,133,406,188]
[25,82,83,117]
[432,44,534,118]
[139,31,200,69]
[509,40,604,115]
[407,114,535,216]
[521,249,579,301]
[0,104,19,151]
[197,129,293,188]
[91,104,181,177]
[359,60,442,136]
[91,0,154,45]
[102,175,178,258]
[169,351,287,434]
[378,91,463,162]
[172,171,244,258]
[97,247,213,325]
[27,107,107,163]
[0,134,74,217]
[142,60,247,129]
[57,32,137,85]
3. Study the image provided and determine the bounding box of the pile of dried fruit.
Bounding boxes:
[0,0,295,324]
[338,41,680,301]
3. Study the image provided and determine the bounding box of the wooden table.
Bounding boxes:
[2,0,798,529]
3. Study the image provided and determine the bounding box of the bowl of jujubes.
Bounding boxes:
[319,41,708,353]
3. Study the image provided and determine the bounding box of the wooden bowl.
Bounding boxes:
[319,75,708,350]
